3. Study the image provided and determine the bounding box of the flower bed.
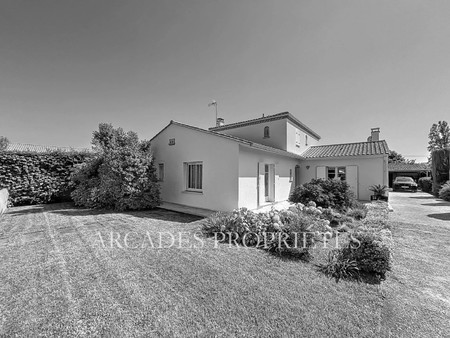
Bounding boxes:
[203,199,392,283]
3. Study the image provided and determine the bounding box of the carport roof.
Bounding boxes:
[301,140,389,158]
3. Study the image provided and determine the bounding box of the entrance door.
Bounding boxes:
[295,165,300,187]
[264,164,275,202]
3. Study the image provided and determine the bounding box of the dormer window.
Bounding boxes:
[263,126,270,138]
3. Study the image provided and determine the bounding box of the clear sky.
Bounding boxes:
[1,0,449,161]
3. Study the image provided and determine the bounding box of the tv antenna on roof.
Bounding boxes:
[208,100,218,124]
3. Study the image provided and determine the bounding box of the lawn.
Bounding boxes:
[0,202,449,337]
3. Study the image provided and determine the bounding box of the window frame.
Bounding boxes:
[327,166,346,181]
[263,126,270,138]
[185,162,203,192]
[295,130,301,147]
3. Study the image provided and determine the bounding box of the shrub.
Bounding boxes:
[369,184,389,200]
[438,181,450,201]
[341,229,392,280]
[289,178,355,210]
[418,177,432,193]
[0,151,89,206]
[361,201,390,230]
[319,250,360,282]
[346,202,368,220]
[431,149,450,195]
[0,136,9,151]
[71,124,160,211]
[202,206,325,259]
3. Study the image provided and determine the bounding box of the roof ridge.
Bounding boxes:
[209,111,321,140]
[308,140,387,148]
[154,120,304,159]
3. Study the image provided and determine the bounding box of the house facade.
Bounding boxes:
[150,112,389,212]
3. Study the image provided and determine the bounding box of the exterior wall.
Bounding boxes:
[151,124,239,211]
[216,119,287,151]
[299,155,389,201]
[238,145,300,210]
[286,120,320,155]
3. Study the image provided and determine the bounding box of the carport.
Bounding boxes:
[388,163,431,187]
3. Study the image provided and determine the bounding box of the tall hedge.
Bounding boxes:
[431,148,450,195]
[0,151,90,206]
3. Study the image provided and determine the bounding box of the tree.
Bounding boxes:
[388,150,415,164]
[428,121,450,152]
[71,124,160,210]
[0,136,9,151]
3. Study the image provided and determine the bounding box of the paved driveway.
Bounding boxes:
[389,191,450,228]
[381,191,450,336]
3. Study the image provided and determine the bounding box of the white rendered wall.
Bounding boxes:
[286,120,320,155]
[298,155,389,201]
[216,119,287,151]
[238,145,300,210]
[151,124,239,211]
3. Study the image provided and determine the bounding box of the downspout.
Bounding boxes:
[256,163,260,209]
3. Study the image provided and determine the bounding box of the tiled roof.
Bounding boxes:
[388,162,430,172]
[301,140,389,158]
[5,143,92,153]
[151,121,305,159]
[209,111,321,140]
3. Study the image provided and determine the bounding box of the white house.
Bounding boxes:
[150,112,389,212]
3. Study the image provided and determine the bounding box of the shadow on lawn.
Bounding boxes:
[6,203,203,223]
[427,213,450,221]
[409,196,437,200]
[48,204,203,224]
[421,202,450,207]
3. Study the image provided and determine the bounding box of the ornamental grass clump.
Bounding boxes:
[318,249,360,282]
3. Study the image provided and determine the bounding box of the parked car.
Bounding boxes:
[393,176,418,192]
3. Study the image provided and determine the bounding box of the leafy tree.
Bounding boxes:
[428,121,450,152]
[0,136,9,151]
[71,124,160,210]
[388,150,415,164]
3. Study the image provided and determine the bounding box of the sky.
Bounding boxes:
[1,0,449,162]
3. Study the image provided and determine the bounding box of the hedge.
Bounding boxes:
[0,151,91,206]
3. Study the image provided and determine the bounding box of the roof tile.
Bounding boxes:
[301,140,389,158]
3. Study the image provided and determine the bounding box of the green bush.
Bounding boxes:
[418,177,433,193]
[431,149,450,195]
[438,181,450,201]
[0,151,90,206]
[341,229,392,280]
[361,201,390,230]
[289,178,355,210]
[71,124,160,211]
[202,206,325,259]
[346,202,368,220]
[319,250,360,282]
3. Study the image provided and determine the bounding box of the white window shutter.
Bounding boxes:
[316,166,326,179]
[346,165,358,199]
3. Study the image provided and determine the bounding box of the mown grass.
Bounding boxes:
[0,202,448,337]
